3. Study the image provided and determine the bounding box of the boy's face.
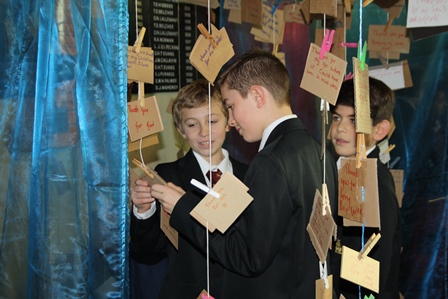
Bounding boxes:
[221,84,264,143]
[178,101,229,165]
[330,105,357,158]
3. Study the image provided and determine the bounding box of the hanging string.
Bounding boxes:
[139,137,145,167]
[134,0,138,40]
[358,0,363,59]
[206,2,212,297]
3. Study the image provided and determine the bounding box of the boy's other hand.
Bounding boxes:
[150,183,185,214]
[131,179,156,213]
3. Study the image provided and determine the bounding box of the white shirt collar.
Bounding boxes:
[259,114,297,151]
[193,149,233,187]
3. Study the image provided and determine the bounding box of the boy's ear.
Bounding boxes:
[176,126,186,139]
[249,85,266,108]
[225,124,230,132]
[372,119,391,142]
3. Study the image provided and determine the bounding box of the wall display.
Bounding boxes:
[129,0,209,92]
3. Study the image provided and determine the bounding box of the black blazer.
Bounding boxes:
[170,118,338,298]
[130,149,248,299]
[332,147,402,299]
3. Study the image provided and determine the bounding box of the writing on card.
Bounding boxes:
[127,96,164,142]
[307,189,337,262]
[368,25,410,54]
[190,172,253,233]
[406,0,448,28]
[353,57,371,134]
[340,246,379,293]
[369,60,413,91]
[300,43,347,105]
[241,0,263,27]
[339,158,381,228]
[127,46,154,84]
[250,4,285,44]
[316,274,333,299]
[310,0,337,16]
[224,0,241,10]
[189,24,234,84]
[284,3,305,24]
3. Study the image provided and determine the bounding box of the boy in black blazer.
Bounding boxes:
[149,49,338,298]
[130,79,247,298]
[329,77,402,299]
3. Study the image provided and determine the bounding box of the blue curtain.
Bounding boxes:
[0,0,129,298]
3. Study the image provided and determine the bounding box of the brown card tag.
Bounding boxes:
[284,3,305,24]
[128,96,164,142]
[338,158,380,228]
[190,172,253,233]
[250,4,285,44]
[300,43,347,105]
[353,57,371,134]
[189,24,234,84]
[369,60,413,91]
[241,0,263,27]
[127,46,154,84]
[310,0,337,17]
[340,246,379,293]
[368,25,410,54]
[307,189,337,262]
[316,274,333,299]
[160,209,179,250]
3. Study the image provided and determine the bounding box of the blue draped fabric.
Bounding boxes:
[0,0,129,298]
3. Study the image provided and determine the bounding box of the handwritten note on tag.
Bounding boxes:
[190,172,253,233]
[250,4,285,44]
[339,158,380,228]
[316,274,333,299]
[369,60,413,91]
[300,43,347,105]
[406,0,448,28]
[353,57,371,134]
[341,246,379,293]
[307,189,337,262]
[368,25,410,54]
[128,46,154,84]
[189,24,234,84]
[127,96,164,142]
[224,0,241,10]
[161,209,179,250]
[241,0,263,27]
[284,3,305,24]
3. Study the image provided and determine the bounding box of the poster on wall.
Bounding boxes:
[128,0,210,92]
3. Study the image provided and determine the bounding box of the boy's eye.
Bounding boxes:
[350,118,355,124]
[332,115,341,122]
[187,122,197,128]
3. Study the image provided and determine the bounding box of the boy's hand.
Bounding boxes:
[150,183,185,214]
[131,179,156,213]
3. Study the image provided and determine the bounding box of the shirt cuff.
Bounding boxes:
[133,203,157,220]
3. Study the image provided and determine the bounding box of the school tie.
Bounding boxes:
[206,169,222,187]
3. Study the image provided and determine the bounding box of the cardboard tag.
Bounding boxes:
[228,8,242,24]
[340,246,379,293]
[241,0,263,27]
[307,189,337,262]
[383,0,404,18]
[301,0,312,24]
[250,4,285,44]
[190,172,253,233]
[353,57,371,134]
[300,43,347,105]
[127,46,154,84]
[389,169,404,208]
[284,3,305,24]
[316,274,333,299]
[369,60,413,91]
[338,158,380,228]
[310,0,337,17]
[369,50,400,60]
[224,0,241,10]
[189,24,234,84]
[368,25,410,54]
[127,96,164,142]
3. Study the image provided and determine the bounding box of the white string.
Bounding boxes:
[135,0,138,40]
[206,2,211,296]
[359,0,363,58]
[139,137,145,167]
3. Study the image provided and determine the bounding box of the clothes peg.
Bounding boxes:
[133,27,146,54]
[320,29,335,59]
[197,23,218,49]
[356,133,367,169]
[358,233,381,259]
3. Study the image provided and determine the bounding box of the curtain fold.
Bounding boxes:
[0,0,129,298]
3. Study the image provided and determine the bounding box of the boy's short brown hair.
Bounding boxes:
[330,77,395,126]
[172,79,228,133]
[217,48,291,107]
